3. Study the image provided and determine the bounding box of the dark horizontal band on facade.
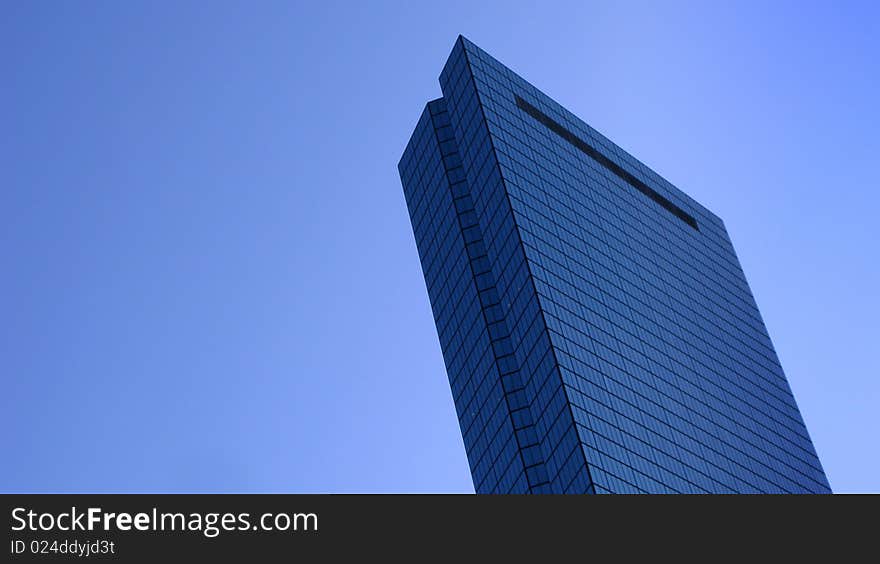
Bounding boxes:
[514,95,700,232]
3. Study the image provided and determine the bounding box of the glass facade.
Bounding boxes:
[398,36,830,493]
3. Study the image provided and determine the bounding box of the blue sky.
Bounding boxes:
[2,1,877,493]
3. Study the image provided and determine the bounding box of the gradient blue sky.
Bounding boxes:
[2,1,877,493]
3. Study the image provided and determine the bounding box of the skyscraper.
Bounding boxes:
[398,36,830,494]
